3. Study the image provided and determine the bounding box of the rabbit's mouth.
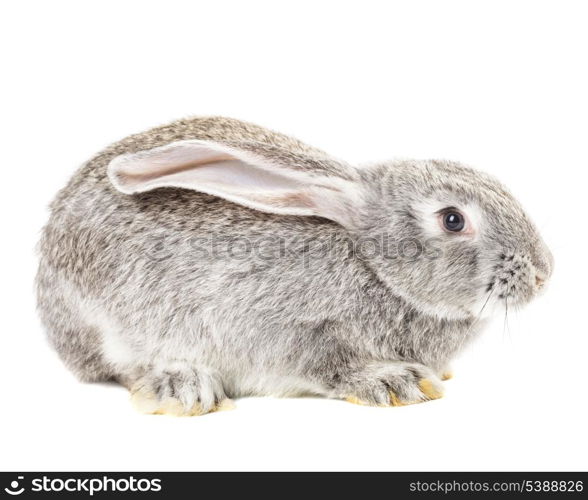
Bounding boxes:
[486,251,550,308]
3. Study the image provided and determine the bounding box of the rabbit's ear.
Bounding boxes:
[107,139,363,227]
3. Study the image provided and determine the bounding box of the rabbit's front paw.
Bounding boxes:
[341,361,444,407]
[129,364,233,416]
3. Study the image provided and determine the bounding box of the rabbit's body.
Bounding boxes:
[37,117,551,414]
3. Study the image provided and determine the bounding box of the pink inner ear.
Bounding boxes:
[108,141,236,192]
[125,152,235,183]
[107,138,358,226]
[112,156,307,194]
[107,140,318,216]
[109,140,311,192]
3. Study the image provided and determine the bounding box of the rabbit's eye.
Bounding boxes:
[442,210,465,232]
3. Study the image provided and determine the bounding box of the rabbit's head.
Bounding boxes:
[108,135,552,321]
[355,160,553,320]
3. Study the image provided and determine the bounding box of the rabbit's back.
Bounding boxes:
[36,118,363,382]
[39,115,337,299]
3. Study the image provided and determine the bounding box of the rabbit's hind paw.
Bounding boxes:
[129,364,233,417]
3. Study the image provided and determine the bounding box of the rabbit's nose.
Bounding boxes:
[530,238,554,281]
[535,273,546,290]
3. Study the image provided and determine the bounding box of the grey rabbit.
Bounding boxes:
[36,116,553,415]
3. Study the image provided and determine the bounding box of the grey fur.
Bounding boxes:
[36,116,553,413]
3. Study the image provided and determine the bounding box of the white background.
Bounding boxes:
[1,1,587,471]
